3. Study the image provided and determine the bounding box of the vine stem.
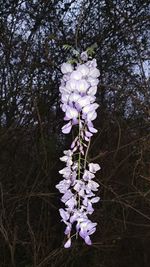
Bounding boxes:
[84,138,91,169]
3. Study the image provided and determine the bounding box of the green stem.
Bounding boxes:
[84,138,91,169]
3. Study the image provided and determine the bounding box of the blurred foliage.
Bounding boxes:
[0,0,149,266]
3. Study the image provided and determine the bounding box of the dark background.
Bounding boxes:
[0,0,149,266]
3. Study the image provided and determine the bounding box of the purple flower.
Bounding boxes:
[89,68,100,78]
[80,51,88,61]
[87,77,99,86]
[77,64,89,76]
[65,106,79,119]
[56,179,71,193]
[87,86,97,96]
[86,180,99,192]
[89,163,101,173]
[61,63,73,74]
[83,170,95,181]
[66,197,77,209]
[56,52,101,248]
[69,93,81,103]
[70,70,82,80]
[61,190,74,203]
[59,208,70,221]
[66,79,77,91]
[76,79,89,93]
[59,167,72,178]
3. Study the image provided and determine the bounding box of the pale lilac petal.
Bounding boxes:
[88,77,99,86]
[59,167,71,177]
[75,96,91,109]
[87,180,99,191]
[76,79,89,93]
[89,163,101,173]
[79,228,87,239]
[77,64,89,76]
[70,70,82,80]
[88,125,97,133]
[65,224,72,235]
[63,74,70,81]
[64,115,71,121]
[87,86,97,96]
[74,182,81,192]
[59,208,69,221]
[61,190,73,203]
[91,197,100,203]
[66,197,77,209]
[89,68,100,78]
[71,136,78,148]
[88,227,96,235]
[66,79,77,91]
[56,180,71,193]
[64,238,71,248]
[69,92,81,103]
[85,136,90,142]
[85,131,93,138]
[87,203,94,214]
[79,188,85,197]
[61,63,73,74]
[62,122,72,134]
[72,118,78,125]
[80,51,88,61]
[87,110,97,121]
[66,106,78,119]
[85,235,92,245]
[61,93,70,103]
[61,103,68,112]
[83,197,88,206]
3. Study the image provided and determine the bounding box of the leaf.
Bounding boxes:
[63,44,73,51]
[86,43,98,56]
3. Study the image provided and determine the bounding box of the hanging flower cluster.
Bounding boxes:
[56,51,101,248]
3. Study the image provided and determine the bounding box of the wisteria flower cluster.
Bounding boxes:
[56,51,101,248]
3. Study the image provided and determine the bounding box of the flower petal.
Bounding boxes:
[85,235,92,245]
[62,122,72,134]
[64,238,71,248]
